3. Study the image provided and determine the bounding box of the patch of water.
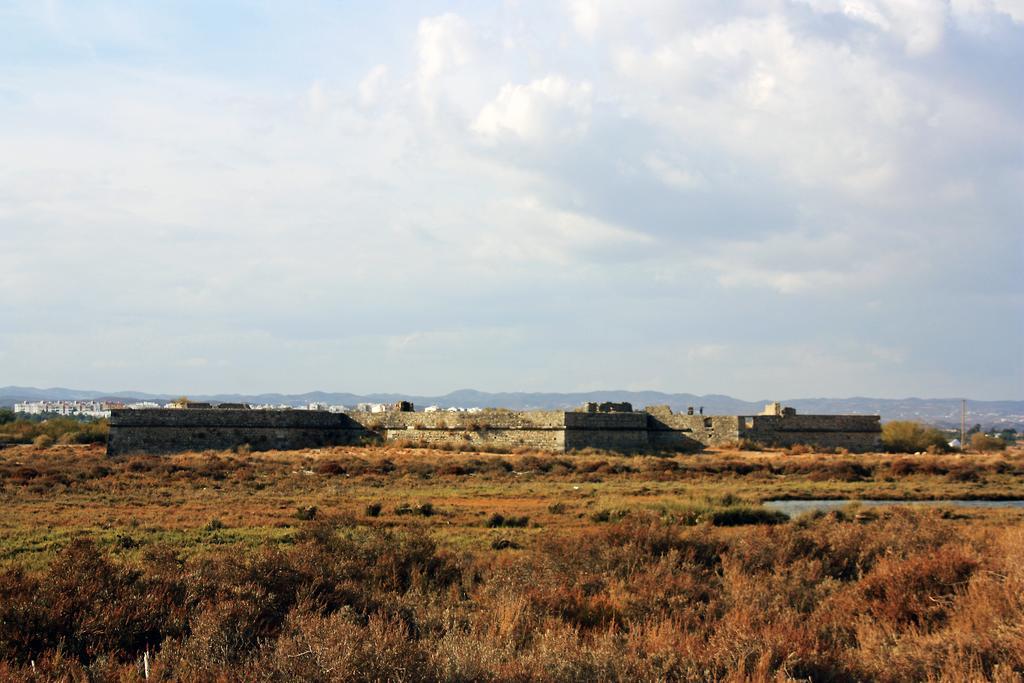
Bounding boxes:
[764,499,1024,516]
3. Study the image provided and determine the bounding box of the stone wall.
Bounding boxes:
[350,409,566,431]
[644,406,740,450]
[564,412,650,452]
[641,407,881,452]
[380,426,566,451]
[741,414,881,451]
[355,409,567,452]
[107,409,372,456]
[107,406,882,455]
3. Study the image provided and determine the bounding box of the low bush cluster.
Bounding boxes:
[0,511,1020,680]
[4,446,1023,508]
[486,513,529,528]
[0,417,107,446]
[882,421,950,453]
[393,502,435,517]
[706,506,788,526]
[970,433,1007,452]
[3,447,1023,502]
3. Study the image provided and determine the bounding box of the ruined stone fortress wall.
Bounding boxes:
[563,412,650,452]
[740,414,882,450]
[357,410,568,452]
[108,404,881,456]
[644,407,743,450]
[107,409,371,456]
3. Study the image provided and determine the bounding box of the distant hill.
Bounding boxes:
[1,386,1021,429]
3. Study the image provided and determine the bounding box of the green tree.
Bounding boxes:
[881,421,949,453]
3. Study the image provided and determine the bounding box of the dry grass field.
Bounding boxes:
[1,443,1022,681]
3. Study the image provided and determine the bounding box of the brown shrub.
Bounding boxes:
[0,495,1020,680]
[889,457,950,477]
[0,539,189,665]
[577,459,607,474]
[513,455,552,472]
[858,544,979,628]
[945,464,982,482]
[313,459,347,475]
[807,459,874,482]
[436,461,471,475]
[970,433,1007,452]
[269,609,433,682]
[641,457,679,473]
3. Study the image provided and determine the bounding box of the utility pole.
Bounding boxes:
[961,399,966,449]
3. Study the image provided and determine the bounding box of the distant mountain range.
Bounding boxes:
[2,386,1022,429]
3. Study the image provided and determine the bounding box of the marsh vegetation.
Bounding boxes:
[0,443,1021,680]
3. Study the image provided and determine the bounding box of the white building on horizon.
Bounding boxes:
[13,400,111,418]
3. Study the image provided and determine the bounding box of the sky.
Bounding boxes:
[0,0,1022,400]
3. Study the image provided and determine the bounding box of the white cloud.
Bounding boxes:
[385,327,523,354]
[566,0,604,39]
[564,0,689,41]
[645,154,707,191]
[0,2,1019,398]
[307,80,327,114]
[686,344,727,361]
[470,196,652,265]
[699,229,906,295]
[991,0,1024,22]
[472,76,592,144]
[417,13,473,82]
[951,0,1024,26]
[602,8,1020,220]
[358,64,389,106]
[796,0,949,54]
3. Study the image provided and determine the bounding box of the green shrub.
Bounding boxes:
[882,421,949,453]
[0,416,107,445]
[52,424,107,445]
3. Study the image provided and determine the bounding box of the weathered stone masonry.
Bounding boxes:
[107,405,881,456]
[106,409,372,455]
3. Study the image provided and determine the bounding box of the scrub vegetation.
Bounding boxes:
[880,420,951,453]
[0,414,108,446]
[0,443,1022,681]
